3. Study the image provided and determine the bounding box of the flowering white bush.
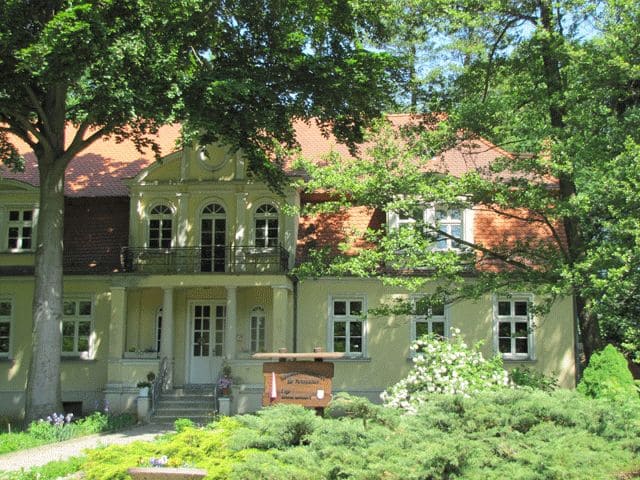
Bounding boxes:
[381,328,510,413]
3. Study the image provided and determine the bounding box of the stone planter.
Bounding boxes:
[127,467,207,479]
[218,396,231,416]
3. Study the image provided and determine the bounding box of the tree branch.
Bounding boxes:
[0,125,37,149]
[60,123,115,165]
[423,225,536,272]
[24,85,55,141]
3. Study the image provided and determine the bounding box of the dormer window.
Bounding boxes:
[148,204,173,249]
[254,204,279,248]
[434,207,463,250]
[388,205,473,251]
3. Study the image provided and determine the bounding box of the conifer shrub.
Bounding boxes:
[230,404,320,449]
[577,344,639,402]
[78,390,640,480]
[509,365,559,392]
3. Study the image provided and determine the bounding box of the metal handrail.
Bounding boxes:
[151,356,169,414]
[120,245,289,274]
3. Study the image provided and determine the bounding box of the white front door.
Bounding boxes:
[188,302,225,384]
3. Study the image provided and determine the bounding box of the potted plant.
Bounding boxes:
[217,363,233,396]
[136,371,156,397]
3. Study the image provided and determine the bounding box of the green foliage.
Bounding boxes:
[174,418,196,433]
[0,412,136,455]
[382,331,510,412]
[509,366,559,392]
[79,390,640,480]
[0,456,85,480]
[231,404,321,449]
[578,344,639,402]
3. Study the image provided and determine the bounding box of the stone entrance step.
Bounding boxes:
[150,386,218,426]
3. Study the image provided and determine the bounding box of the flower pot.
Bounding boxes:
[221,387,230,396]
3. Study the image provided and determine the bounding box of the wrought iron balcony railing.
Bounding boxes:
[120,245,289,274]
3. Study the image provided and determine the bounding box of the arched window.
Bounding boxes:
[148,204,172,249]
[249,306,266,353]
[254,204,278,248]
[201,203,226,272]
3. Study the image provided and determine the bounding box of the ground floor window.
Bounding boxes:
[411,297,447,342]
[250,306,266,353]
[62,299,93,358]
[330,296,366,355]
[495,295,534,360]
[0,299,12,357]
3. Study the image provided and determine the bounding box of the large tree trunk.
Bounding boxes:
[575,295,602,365]
[24,159,66,423]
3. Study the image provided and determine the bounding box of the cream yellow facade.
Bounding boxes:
[0,142,576,419]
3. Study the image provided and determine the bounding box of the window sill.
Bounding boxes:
[332,356,371,363]
[61,356,97,362]
[502,357,536,363]
[0,357,14,364]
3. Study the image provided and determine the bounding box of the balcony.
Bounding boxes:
[120,245,289,275]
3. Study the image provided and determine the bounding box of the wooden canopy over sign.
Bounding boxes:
[253,349,341,408]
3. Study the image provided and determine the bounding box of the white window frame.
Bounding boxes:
[0,297,13,358]
[410,296,450,343]
[249,306,266,353]
[328,295,367,357]
[387,204,474,251]
[253,203,280,248]
[61,298,94,359]
[493,294,535,361]
[4,206,38,252]
[147,203,174,249]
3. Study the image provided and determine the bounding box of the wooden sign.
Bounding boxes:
[262,361,334,407]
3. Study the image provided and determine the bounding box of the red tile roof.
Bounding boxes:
[1,124,181,197]
[1,115,516,196]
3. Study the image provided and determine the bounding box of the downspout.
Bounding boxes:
[292,275,299,353]
[572,292,581,386]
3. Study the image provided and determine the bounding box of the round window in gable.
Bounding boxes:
[197,144,232,171]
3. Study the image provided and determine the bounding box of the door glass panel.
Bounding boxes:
[192,305,211,357]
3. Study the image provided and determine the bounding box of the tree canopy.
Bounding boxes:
[0,0,398,421]
[297,0,640,363]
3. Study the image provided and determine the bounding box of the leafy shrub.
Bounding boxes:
[28,413,78,442]
[510,365,558,392]
[577,344,639,402]
[381,330,510,412]
[174,418,196,433]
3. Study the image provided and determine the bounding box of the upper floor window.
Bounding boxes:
[330,296,366,356]
[62,299,93,359]
[7,208,34,251]
[411,298,448,342]
[249,306,266,353]
[495,295,534,360]
[434,208,462,250]
[148,204,172,249]
[388,204,473,251]
[201,203,227,272]
[255,204,279,248]
[0,298,12,357]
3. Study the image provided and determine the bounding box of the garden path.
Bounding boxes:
[0,423,172,472]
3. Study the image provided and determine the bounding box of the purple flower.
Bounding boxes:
[150,456,169,467]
